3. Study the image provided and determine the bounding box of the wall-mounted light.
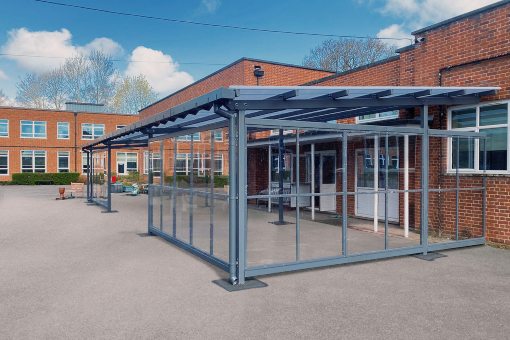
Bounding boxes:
[254,65,264,85]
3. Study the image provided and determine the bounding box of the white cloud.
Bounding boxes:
[373,0,500,47]
[1,28,123,73]
[376,24,412,48]
[201,0,221,13]
[125,46,194,95]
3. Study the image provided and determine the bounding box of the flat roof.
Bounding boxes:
[83,85,498,150]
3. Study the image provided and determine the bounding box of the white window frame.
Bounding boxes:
[81,123,105,140]
[447,100,510,175]
[176,132,201,141]
[269,129,293,136]
[0,150,8,175]
[213,130,223,142]
[20,120,47,139]
[81,152,89,174]
[356,110,399,124]
[116,152,138,175]
[21,150,46,173]
[143,151,162,176]
[57,122,70,139]
[57,151,70,173]
[0,119,8,138]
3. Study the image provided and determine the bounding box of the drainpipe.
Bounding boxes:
[214,104,238,285]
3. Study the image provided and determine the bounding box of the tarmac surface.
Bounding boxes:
[1,185,509,339]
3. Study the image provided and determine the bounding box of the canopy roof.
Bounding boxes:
[83,85,499,150]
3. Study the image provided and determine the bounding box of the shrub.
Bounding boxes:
[11,172,81,185]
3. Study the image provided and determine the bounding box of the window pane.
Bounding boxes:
[451,108,476,128]
[480,127,507,171]
[21,122,33,137]
[93,125,104,137]
[0,151,7,174]
[82,124,92,138]
[480,104,507,126]
[58,122,69,138]
[452,137,475,169]
[0,120,8,136]
[34,122,46,137]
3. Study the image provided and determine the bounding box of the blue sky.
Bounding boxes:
[0,0,499,101]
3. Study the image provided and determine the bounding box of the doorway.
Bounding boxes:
[307,150,337,212]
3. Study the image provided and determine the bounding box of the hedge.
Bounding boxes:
[11,172,81,185]
[164,175,229,188]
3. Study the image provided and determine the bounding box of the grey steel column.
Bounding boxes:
[237,110,247,284]
[342,132,348,256]
[160,142,164,231]
[295,131,300,261]
[210,130,215,255]
[147,137,154,235]
[421,106,429,254]
[189,136,194,245]
[86,151,91,201]
[172,138,177,238]
[90,149,94,200]
[228,113,238,284]
[107,144,112,212]
[384,133,389,249]
[278,129,285,224]
[455,137,460,240]
[482,137,487,237]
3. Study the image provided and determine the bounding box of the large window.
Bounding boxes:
[21,120,46,138]
[143,152,162,176]
[81,123,105,140]
[449,102,509,173]
[117,152,138,175]
[57,122,70,139]
[0,119,8,137]
[82,153,89,174]
[174,153,223,176]
[57,151,70,173]
[357,110,399,123]
[214,130,223,141]
[0,151,8,175]
[21,150,46,173]
[176,133,200,141]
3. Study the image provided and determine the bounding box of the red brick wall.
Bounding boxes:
[0,107,139,181]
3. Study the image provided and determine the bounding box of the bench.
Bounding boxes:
[69,182,84,198]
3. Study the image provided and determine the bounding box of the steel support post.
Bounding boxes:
[384,134,389,249]
[421,106,429,254]
[210,130,215,255]
[455,137,460,240]
[404,135,409,238]
[342,132,348,256]
[268,145,272,212]
[106,144,112,212]
[172,138,177,237]
[147,136,154,235]
[90,149,94,200]
[311,143,315,221]
[237,110,247,284]
[160,142,164,231]
[295,131,300,260]
[189,136,194,245]
[278,129,285,223]
[86,151,91,202]
[482,138,487,237]
[228,112,238,284]
[373,135,379,232]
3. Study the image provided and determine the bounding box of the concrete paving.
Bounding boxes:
[1,185,509,339]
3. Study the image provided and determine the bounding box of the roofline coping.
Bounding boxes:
[0,105,137,116]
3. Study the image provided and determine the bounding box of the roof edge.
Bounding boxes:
[0,105,136,116]
[412,0,510,35]
[301,55,400,86]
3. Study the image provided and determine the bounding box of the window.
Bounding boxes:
[174,153,223,176]
[21,120,46,138]
[270,129,294,136]
[449,102,509,173]
[0,119,8,137]
[81,153,89,174]
[0,151,8,175]
[357,110,399,123]
[116,125,126,130]
[57,151,70,173]
[57,122,70,139]
[177,133,200,141]
[117,152,138,175]
[143,152,161,176]
[175,153,188,175]
[21,150,46,173]
[81,123,105,140]
[214,130,223,141]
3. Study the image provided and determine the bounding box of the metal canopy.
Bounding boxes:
[82,85,498,151]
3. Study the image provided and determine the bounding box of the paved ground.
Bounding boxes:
[1,185,509,339]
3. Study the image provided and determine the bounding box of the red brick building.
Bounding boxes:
[0,103,141,181]
[136,1,510,245]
